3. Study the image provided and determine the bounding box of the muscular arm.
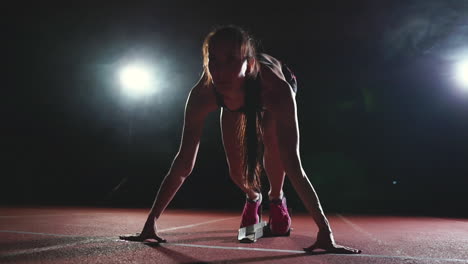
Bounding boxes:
[266,80,332,233]
[119,76,217,242]
[260,65,361,253]
[147,80,213,221]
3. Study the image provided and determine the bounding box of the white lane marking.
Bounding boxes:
[0,217,238,238]
[158,217,237,232]
[351,253,468,263]
[336,214,430,259]
[2,230,468,263]
[1,217,238,229]
[0,238,109,258]
[0,230,88,238]
[0,217,237,257]
[164,243,468,262]
[166,243,305,253]
[336,214,386,246]
[0,213,115,218]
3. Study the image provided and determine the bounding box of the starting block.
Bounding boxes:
[238,221,268,243]
[237,207,293,243]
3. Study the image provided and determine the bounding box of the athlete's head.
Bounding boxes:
[202,25,259,89]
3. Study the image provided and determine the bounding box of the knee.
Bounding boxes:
[229,169,244,184]
[285,166,306,185]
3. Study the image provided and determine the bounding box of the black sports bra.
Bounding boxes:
[213,55,297,113]
[213,86,247,113]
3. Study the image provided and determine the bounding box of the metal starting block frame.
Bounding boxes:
[237,221,268,243]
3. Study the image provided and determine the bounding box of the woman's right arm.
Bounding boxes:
[146,81,211,220]
[120,78,213,242]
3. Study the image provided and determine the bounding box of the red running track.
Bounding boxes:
[0,206,467,263]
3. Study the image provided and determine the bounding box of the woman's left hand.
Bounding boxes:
[304,230,361,254]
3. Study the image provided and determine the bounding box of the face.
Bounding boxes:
[208,38,248,91]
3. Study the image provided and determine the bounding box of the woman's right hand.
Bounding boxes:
[119,219,166,243]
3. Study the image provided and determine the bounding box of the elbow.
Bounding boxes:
[283,159,307,188]
[284,163,303,179]
[171,155,195,178]
[281,151,303,178]
[175,165,194,179]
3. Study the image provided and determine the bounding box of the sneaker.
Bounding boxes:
[268,196,291,235]
[240,193,262,228]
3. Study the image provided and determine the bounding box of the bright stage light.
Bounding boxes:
[119,64,156,98]
[455,60,468,91]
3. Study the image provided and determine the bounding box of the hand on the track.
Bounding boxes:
[119,232,166,243]
[304,230,361,254]
[119,220,166,243]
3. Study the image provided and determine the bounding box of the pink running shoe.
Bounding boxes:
[240,193,262,228]
[268,196,291,235]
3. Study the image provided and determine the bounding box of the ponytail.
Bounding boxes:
[238,77,264,191]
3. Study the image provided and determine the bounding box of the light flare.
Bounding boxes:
[119,64,156,98]
[454,60,468,91]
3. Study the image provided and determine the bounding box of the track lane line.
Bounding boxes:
[0,213,118,218]
[3,216,467,263]
[0,216,237,257]
[0,238,109,258]
[0,230,89,238]
[161,243,468,262]
[158,217,237,232]
[3,230,467,263]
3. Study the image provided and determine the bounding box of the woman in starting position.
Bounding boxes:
[121,25,361,254]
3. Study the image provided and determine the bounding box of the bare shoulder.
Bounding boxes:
[258,54,286,85]
[259,61,295,113]
[187,73,218,114]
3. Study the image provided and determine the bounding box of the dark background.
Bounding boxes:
[3,0,468,217]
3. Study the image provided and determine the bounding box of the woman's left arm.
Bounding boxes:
[265,80,362,254]
[265,82,331,231]
[266,82,303,177]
